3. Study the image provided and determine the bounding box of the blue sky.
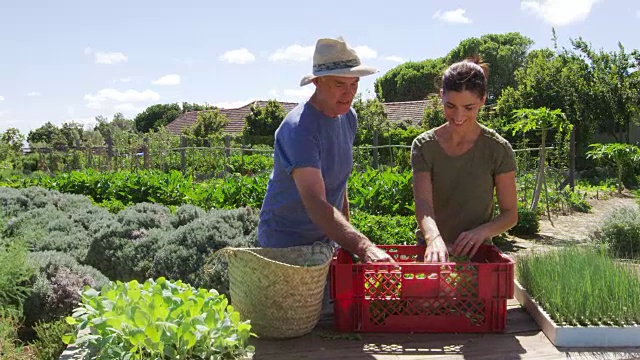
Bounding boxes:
[0,0,638,136]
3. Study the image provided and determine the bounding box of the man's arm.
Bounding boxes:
[341,187,350,222]
[292,167,392,263]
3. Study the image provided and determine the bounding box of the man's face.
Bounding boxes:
[313,76,359,117]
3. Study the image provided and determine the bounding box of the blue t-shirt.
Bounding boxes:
[257,101,357,248]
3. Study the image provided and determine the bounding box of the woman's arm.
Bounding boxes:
[452,170,518,258]
[413,171,448,262]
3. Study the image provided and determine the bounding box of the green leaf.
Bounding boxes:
[145,325,161,343]
[183,331,197,349]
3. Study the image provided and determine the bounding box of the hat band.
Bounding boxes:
[313,58,361,73]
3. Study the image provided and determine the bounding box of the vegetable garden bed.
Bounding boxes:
[514,246,640,347]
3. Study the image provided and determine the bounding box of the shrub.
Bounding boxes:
[509,206,540,236]
[33,318,74,360]
[85,203,175,280]
[0,187,30,217]
[23,251,109,326]
[593,206,640,259]
[4,206,93,261]
[0,241,36,313]
[0,310,33,360]
[153,207,259,291]
[172,204,206,228]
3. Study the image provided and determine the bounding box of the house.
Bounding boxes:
[382,99,431,126]
[166,99,432,136]
[166,100,298,136]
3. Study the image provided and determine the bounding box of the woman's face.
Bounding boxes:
[441,89,486,128]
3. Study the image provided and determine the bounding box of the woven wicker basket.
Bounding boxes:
[225,242,334,339]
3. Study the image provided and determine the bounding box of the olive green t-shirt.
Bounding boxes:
[410,125,516,245]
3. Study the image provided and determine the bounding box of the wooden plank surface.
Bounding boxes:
[249,299,640,360]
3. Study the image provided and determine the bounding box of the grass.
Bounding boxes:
[516,244,640,327]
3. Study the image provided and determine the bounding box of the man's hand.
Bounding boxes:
[361,245,395,264]
[452,227,487,259]
[424,236,448,263]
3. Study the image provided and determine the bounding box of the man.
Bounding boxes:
[257,36,393,264]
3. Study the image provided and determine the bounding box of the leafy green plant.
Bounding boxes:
[516,245,640,326]
[586,143,640,194]
[350,210,416,245]
[63,278,255,360]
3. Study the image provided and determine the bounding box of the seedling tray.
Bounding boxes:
[329,244,514,333]
[514,281,640,347]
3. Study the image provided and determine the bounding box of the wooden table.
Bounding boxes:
[250,299,640,360]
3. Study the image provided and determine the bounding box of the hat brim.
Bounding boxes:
[299,65,379,86]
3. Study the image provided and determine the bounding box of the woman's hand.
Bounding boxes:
[452,227,488,259]
[424,236,448,263]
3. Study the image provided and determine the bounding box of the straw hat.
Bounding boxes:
[299,36,378,87]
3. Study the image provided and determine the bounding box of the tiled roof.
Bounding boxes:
[166,100,299,136]
[166,99,434,135]
[382,99,433,125]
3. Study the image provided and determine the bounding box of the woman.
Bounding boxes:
[410,57,518,262]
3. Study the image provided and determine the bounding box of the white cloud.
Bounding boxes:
[268,87,313,102]
[384,55,405,63]
[433,9,472,24]
[269,44,314,62]
[152,74,181,86]
[95,52,128,65]
[84,88,160,110]
[219,48,256,64]
[85,47,128,65]
[27,92,41,97]
[0,96,4,102]
[521,0,600,26]
[353,46,377,59]
[212,99,255,109]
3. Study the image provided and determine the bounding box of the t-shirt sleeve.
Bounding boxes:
[274,122,321,175]
[411,136,432,173]
[494,140,517,175]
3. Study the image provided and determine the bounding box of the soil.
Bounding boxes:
[497,190,639,256]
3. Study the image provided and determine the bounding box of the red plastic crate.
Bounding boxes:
[329,244,514,333]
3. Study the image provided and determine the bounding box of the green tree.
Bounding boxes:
[60,121,85,147]
[445,32,534,103]
[496,47,593,155]
[421,94,445,130]
[183,109,229,138]
[94,113,136,142]
[27,122,67,148]
[508,108,572,212]
[0,128,25,152]
[181,102,212,113]
[352,95,387,145]
[134,103,182,133]
[571,39,640,142]
[243,100,286,137]
[374,58,446,102]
